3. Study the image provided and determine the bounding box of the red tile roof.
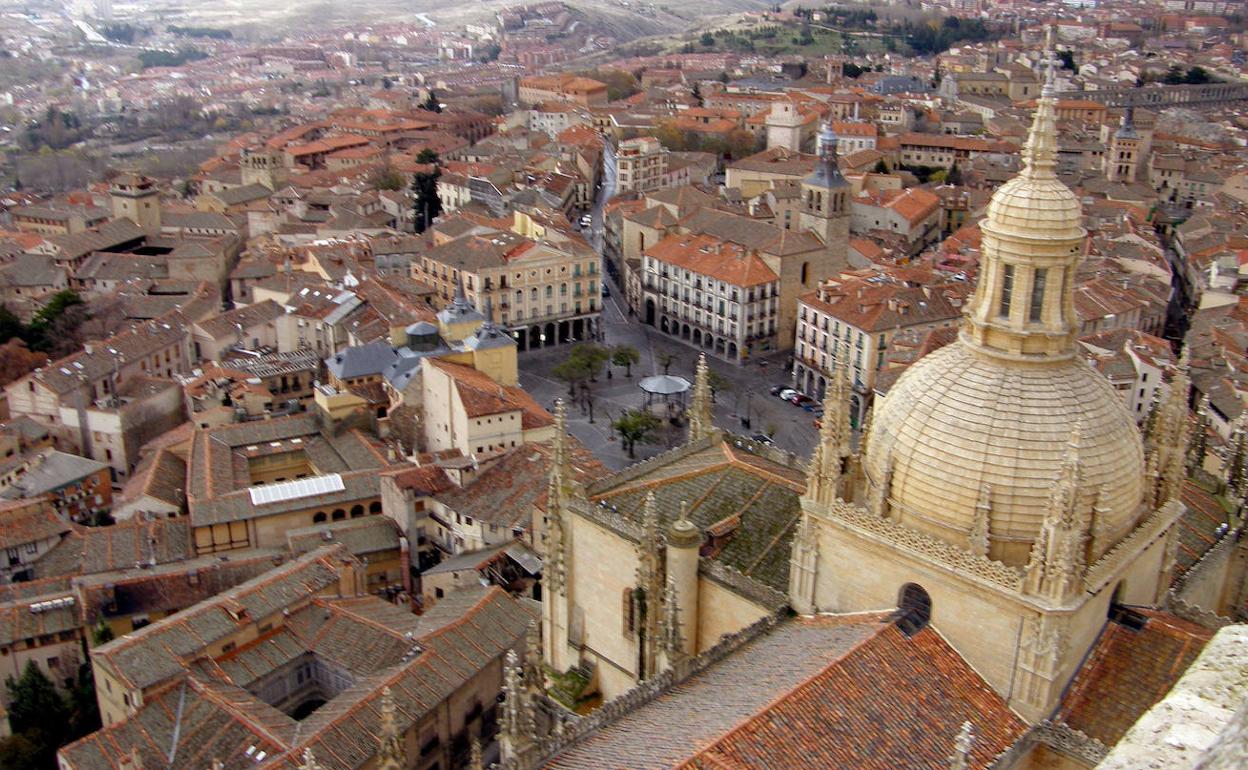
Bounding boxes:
[677,624,1026,770]
[1058,609,1213,746]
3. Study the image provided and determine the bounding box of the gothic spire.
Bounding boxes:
[688,353,714,443]
[805,361,851,505]
[1153,353,1191,506]
[948,721,975,770]
[376,686,405,770]
[1025,426,1089,601]
[659,575,683,657]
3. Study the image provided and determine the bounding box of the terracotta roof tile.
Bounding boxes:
[1058,609,1214,746]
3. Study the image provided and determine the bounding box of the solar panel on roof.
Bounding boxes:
[248,473,345,506]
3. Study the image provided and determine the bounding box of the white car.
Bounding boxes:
[579,214,593,227]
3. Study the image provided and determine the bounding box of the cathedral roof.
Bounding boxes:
[1056,609,1213,747]
[544,615,1027,770]
[587,438,805,596]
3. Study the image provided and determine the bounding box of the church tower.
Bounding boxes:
[1106,107,1141,183]
[792,49,1185,724]
[798,123,850,269]
[240,146,289,191]
[109,173,161,233]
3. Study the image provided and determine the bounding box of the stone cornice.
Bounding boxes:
[701,558,788,611]
[816,498,1026,593]
[1083,501,1182,594]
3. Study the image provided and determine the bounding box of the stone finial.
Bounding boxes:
[659,575,683,656]
[1025,426,1089,601]
[523,619,543,695]
[376,686,405,769]
[469,738,484,770]
[669,504,700,548]
[857,400,874,461]
[688,353,714,443]
[949,721,975,770]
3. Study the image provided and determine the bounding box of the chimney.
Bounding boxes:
[119,751,144,770]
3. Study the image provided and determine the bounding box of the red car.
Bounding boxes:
[788,393,812,406]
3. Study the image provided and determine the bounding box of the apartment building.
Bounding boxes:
[793,274,961,422]
[414,212,602,351]
[641,232,782,363]
[518,74,609,107]
[616,136,670,194]
[5,315,192,482]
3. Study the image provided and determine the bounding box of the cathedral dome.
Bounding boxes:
[860,73,1145,567]
[981,174,1082,242]
[865,343,1144,565]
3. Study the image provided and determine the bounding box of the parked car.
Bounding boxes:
[579,214,593,227]
[788,393,813,406]
[777,388,797,401]
[802,400,822,412]
[750,433,774,445]
[769,385,788,396]
[813,418,822,429]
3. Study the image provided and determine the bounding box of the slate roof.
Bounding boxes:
[0,450,107,498]
[326,341,400,380]
[588,439,806,593]
[1057,609,1213,747]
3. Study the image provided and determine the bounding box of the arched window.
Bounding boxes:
[369,501,382,514]
[313,512,327,524]
[800,262,809,285]
[895,583,932,636]
[350,505,364,518]
[332,509,346,521]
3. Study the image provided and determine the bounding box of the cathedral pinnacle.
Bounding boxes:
[948,721,976,770]
[805,361,851,506]
[1025,425,1090,601]
[688,353,714,443]
[376,686,405,770]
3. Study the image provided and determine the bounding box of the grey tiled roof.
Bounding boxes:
[545,615,886,769]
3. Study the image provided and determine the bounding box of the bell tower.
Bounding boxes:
[798,123,850,264]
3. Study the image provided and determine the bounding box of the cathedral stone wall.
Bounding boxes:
[812,519,1026,699]
[568,513,642,701]
[696,577,771,654]
[810,515,1175,722]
